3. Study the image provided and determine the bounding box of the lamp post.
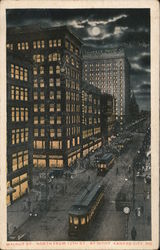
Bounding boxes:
[123,206,130,240]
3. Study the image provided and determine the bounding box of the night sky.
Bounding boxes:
[7,9,150,111]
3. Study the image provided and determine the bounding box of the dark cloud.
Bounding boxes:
[139,54,150,68]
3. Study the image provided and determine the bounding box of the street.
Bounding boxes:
[15,132,150,241]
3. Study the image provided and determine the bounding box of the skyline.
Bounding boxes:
[7,8,150,111]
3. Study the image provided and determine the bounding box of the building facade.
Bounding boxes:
[7,52,33,205]
[100,94,116,143]
[81,81,102,158]
[82,48,130,124]
[7,26,82,169]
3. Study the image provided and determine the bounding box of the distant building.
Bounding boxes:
[100,94,116,143]
[7,26,82,169]
[81,81,102,158]
[82,48,131,124]
[7,52,33,205]
[129,91,139,121]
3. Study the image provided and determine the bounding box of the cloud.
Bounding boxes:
[113,26,128,36]
[67,19,86,28]
[88,14,128,26]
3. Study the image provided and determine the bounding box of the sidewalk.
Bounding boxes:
[7,194,30,235]
[128,177,151,241]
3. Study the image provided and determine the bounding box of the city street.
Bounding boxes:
[15,132,149,241]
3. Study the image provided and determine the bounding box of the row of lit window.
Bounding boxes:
[66,127,80,136]
[33,103,61,113]
[12,150,29,172]
[66,115,80,124]
[66,67,80,80]
[66,103,80,112]
[48,53,61,62]
[82,128,93,139]
[17,42,29,50]
[67,137,80,149]
[11,86,28,101]
[66,92,80,102]
[34,116,62,125]
[12,128,29,145]
[10,64,28,81]
[65,40,79,56]
[66,80,80,90]
[11,107,28,122]
[34,128,62,138]
[33,158,63,168]
[65,54,80,68]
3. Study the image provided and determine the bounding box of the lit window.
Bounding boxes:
[49,104,54,112]
[40,129,45,137]
[40,66,44,75]
[56,65,60,74]
[56,78,60,86]
[58,39,61,47]
[34,116,38,124]
[49,78,54,87]
[50,116,54,124]
[40,79,44,88]
[57,103,61,112]
[40,116,45,124]
[73,217,79,225]
[50,91,54,100]
[57,116,61,124]
[33,67,37,75]
[57,91,61,100]
[34,104,38,112]
[40,104,45,112]
[81,217,86,225]
[50,129,55,138]
[49,66,53,74]
[34,129,38,137]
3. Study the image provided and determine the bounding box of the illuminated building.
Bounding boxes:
[100,94,116,143]
[81,81,102,157]
[7,26,82,169]
[82,48,131,124]
[7,52,33,205]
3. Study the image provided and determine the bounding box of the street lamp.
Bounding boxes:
[123,206,130,240]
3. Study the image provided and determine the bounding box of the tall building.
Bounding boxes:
[7,52,33,205]
[100,94,116,143]
[82,48,130,124]
[7,26,82,169]
[81,81,102,158]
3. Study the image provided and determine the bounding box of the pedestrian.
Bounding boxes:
[131,226,137,240]
[116,167,119,175]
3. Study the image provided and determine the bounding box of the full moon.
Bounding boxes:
[91,27,101,36]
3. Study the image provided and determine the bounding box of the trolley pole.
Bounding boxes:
[132,162,135,210]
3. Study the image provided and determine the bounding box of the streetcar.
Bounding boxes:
[68,182,104,238]
[97,153,114,176]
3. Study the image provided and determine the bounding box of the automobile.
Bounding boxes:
[64,170,73,178]
[49,168,64,178]
[29,207,40,217]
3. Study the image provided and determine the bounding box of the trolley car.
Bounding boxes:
[68,183,104,238]
[97,153,114,176]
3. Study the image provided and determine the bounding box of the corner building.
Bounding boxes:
[7,52,33,205]
[82,48,130,124]
[81,81,102,157]
[7,26,82,169]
